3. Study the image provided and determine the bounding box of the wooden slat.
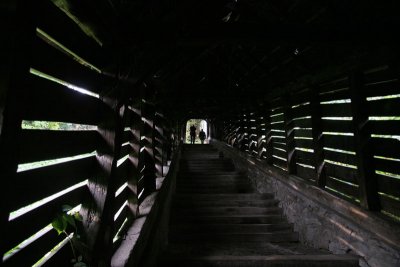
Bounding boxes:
[364,80,400,98]
[296,156,315,168]
[32,36,107,94]
[5,186,88,251]
[3,229,64,267]
[320,103,352,117]
[272,141,286,150]
[120,143,133,158]
[368,98,400,116]
[367,120,400,135]
[325,163,358,184]
[116,160,130,189]
[295,150,314,163]
[323,149,357,166]
[271,116,284,124]
[377,175,400,199]
[323,135,355,151]
[291,104,311,118]
[321,120,354,132]
[294,139,313,148]
[292,118,312,128]
[272,148,286,159]
[379,196,400,217]
[318,88,350,102]
[114,187,129,214]
[374,157,400,175]
[294,129,312,138]
[36,0,103,67]
[122,130,134,144]
[10,156,96,213]
[326,177,359,198]
[39,241,73,267]
[296,165,316,181]
[371,138,400,159]
[19,130,101,163]
[272,157,287,170]
[319,77,349,93]
[24,76,112,124]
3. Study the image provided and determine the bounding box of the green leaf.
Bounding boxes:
[73,212,83,222]
[62,213,76,228]
[52,215,67,234]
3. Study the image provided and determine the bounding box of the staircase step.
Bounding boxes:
[170,223,293,234]
[170,214,287,224]
[159,255,360,267]
[174,193,274,201]
[172,199,280,208]
[169,231,299,243]
[173,206,282,216]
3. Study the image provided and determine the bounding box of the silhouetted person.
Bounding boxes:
[199,129,206,144]
[190,125,196,144]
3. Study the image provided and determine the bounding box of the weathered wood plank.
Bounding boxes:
[320,103,352,117]
[296,165,316,181]
[322,135,355,151]
[374,157,400,176]
[367,120,400,135]
[379,196,400,218]
[323,149,357,166]
[318,88,350,102]
[36,0,103,67]
[24,76,112,124]
[19,130,101,163]
[364,80,399,97]
[5,186,89,252]
[10,156,96,213]
[371,137,400,159]
[294,128,312,138]
[377,175,400,199]
[291,104,311,118]
[368,98,400,116]
[3,229,64,267]
[324,163,358,184]
[31,36,107,94]
[321,119,354,133]
[292,118,312,128]
[294,138,313,148]
[326,176,359,199]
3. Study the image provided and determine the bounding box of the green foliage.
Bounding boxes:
[51,205,87,267]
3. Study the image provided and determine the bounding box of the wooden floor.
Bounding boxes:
[157,144,360,267]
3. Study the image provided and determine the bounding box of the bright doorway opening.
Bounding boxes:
[185,119,208,144]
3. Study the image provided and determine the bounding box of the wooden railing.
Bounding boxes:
[220,65,400,223]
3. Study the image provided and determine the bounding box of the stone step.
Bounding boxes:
[177,173,245,179]
[169,231,299,243]
[158,255,360,267]
[178,173,247,177]
[162,242,333,257]
[172,198,280,208]
[176,188,253,194]
[172,206,282,216]
[170,223,293,234]
[174,193,275,201]
[170,214,287,224]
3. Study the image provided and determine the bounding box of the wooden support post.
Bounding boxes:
[141,99,156,197]
[127,100,142,217]
[284,95,296,174]
[310,87,326,187]
[265,104,273,165]
[349,72,380,210]
[0,0,37,259]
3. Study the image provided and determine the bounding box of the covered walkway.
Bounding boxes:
[1,1,400,266]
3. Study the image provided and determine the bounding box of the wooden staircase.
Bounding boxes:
[157,144,359,267]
